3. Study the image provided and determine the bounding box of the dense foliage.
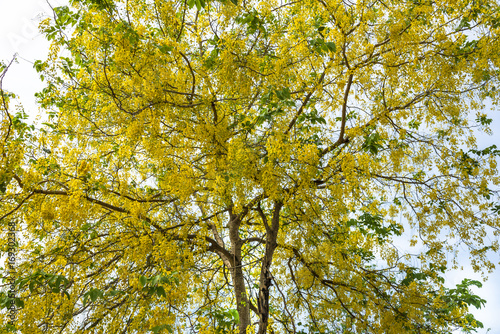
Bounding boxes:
[1,0,500,332]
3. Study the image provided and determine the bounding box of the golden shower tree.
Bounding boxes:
[1,0,500,332]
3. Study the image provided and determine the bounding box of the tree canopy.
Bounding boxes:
[1,0,500,333]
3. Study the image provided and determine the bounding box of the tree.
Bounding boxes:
[1,0,500,332]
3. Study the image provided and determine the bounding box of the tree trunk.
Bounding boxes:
[228,211,251,333]
[257,202,283,334]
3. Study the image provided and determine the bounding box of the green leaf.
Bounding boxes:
[85,288,103,303]
[275,87,291,100]
[408,119,421,129]
[14,298,24,308]
[151,275,160,286]
[5,323,17,332]
[157,45,173,54]
[156,286,167,298]
[109,290,125,296]
[324,41,336,52]
[151,324,173,333]
[42,122,56,129]
[362,131,385,155]
[227,309,239,322]
[195,0,203,11]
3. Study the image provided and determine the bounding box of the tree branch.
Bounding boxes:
[285,70,327,134]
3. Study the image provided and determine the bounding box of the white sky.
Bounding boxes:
[0,1,499,333]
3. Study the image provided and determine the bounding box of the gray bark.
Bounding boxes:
[228,210,251,334]
[257,201,283,334]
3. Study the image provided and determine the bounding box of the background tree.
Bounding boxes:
[1,0,500,333]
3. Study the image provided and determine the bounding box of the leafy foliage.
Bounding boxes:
[1,0,500,333]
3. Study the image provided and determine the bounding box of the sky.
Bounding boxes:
[0,1,499,333]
